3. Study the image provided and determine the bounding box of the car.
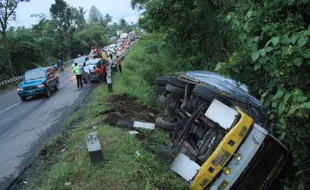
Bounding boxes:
[155,71,290,190]
[72,56,88,68]
[82,58,106,82]
[17,67,60,101]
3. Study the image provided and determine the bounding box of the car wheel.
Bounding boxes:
[45,87,51,97]
[158,94,166,109]
[165,83,185,97]
[54,82,59,91]
[155,144,176,161]
[20,96,27,101]
[156,117,175,131]
[157,86,167,95]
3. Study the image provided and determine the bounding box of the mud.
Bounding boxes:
[103,94,158,125]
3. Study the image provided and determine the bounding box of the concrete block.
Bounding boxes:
[86,130,104,164]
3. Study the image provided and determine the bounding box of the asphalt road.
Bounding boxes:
[0,67,93,189]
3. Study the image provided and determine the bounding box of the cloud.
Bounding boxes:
[9,0,141,28]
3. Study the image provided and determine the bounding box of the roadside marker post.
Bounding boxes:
[86,127,104,164]
[106,60,113,92]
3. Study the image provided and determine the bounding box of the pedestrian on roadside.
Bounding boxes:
[109,53,117,73]
[101,49,109,62]
[73,63,83,88]
[82,63,91,87]
[94,66,102,82]
[100,62,106,83]
[57,59,64,72]
[117,56,122,73]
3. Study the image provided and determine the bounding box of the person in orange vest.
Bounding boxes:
[93,66,102,82]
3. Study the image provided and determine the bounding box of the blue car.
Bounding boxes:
[17,67,60,101]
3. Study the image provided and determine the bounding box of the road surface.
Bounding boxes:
[0,68,93,189]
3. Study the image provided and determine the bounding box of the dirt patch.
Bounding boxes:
[103,94,158,124]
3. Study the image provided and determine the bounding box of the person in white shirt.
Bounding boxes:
[82,63,91,87]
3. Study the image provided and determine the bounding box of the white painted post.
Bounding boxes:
[106,59,113,92]
[86,129,104,164]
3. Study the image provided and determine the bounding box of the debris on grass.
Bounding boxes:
[129,130,139,135]
[64,182,71,186]
[135,151,141,156]
[133,121,155,130]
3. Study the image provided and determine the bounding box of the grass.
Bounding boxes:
[22,42,188,190]
[0,82,19,94]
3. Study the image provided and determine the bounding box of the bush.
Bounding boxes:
[215,1,310,189]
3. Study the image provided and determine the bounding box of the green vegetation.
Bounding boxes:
[127,1,310,188]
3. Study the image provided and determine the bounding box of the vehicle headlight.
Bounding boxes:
[17,88,23,91]
[234,153,242,161]
[37,84,45,88]
[223,167,231,175]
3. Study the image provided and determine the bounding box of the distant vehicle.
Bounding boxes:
[83,58,105,82]
[130,37,135,42]
[116,30,123,36]
[109,36,117,41]
[72,56,88,68]
[120,33,129,39]
[17,67,60,101]
[129,31,136,38]
[116,42,123,51]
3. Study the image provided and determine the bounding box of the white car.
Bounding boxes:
[72,56,87,68]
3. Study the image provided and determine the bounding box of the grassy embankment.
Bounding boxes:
[21,38,187,190]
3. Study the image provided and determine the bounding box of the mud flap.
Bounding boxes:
[171,152,201,183]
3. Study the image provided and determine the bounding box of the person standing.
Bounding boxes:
[73,63,83,88]
[82,63,91,87]
[116,49,121,58]
[101,49,109,62]
[58,59,64,72]
[94,66,102,82]
[117,56,122,73]
[100,62,106,83]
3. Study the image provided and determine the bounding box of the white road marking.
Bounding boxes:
[0,101,22,115]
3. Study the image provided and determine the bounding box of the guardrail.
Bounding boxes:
[0,75,24,86]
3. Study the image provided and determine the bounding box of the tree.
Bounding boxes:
[76,25,107,48]
[75,7,86,32]
[50,0,74,59]
[119,18,127,28]
[0,0,30,77]
[89,5,104,26]
[104,14,112,24]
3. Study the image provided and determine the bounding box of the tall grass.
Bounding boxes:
[114,35,198,106]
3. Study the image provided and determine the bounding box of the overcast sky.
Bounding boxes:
[11,0,141,28]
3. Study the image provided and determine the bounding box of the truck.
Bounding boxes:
[155,71,290,190]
